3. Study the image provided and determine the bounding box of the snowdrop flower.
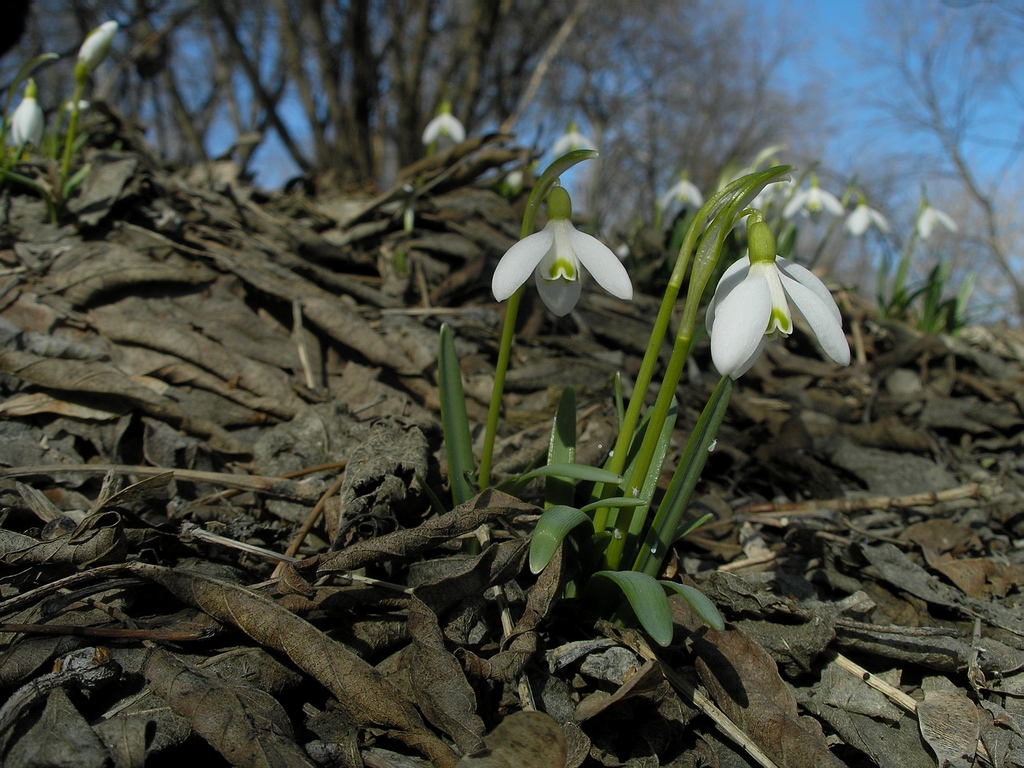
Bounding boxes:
[845,196,890,237]
[492,185,632,316]
[9,80,44,147]
[552,121,595,159]
[916,202,957,240]
[783,175,844,219]
[660,172,703,222]
[422,100,466,146]
[706,217,850,378]
[77,20,118,79]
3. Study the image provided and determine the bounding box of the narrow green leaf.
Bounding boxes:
[661,581,725,631]
[579,497,646,514]
[63,163,92,198]
[438,324,475,505]
[415,472,448,516]
[545,388,576,508]
[591,570,674,647]
[671,512,713,544]
[635,376,734,576]
[518,463,621,485]
[529,505,593,574]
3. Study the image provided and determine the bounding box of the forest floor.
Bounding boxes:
[1,133,1023,768]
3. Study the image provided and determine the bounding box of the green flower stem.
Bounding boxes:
[633,375,733,576]
[590,213,702,534]
[478,284,522,489]
[59,78,86,194]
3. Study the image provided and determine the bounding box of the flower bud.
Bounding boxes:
[76,20,118,79]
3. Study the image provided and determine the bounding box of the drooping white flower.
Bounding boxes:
[916,203,957,240]
[422,101,466,146]
[660,173,703,223]
[706,219,850,379]
[492,185,632,316]
[845,197,890,237]
[9,80,44,147]
[552,121,595,159]
[77,20,119,78]
[782,175,844,219]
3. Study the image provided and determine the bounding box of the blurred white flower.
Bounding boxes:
[660,173,703,223]
[77,20,118,77]
[845,199,890,237]
[706,219,850,378]
[916,203,957,240]
[783,175,844,219]
[9,80,44,147]
[552,121,595,158]
[492,186,631,316]
[422,101,465,146]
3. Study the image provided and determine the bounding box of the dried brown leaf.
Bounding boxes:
[3,511,126,567]
[144,647,315,768]
[917,688,979,768]
[456,710,566,768]
[126,562,458,767]
[691,625,845,768]
[315,489,535,576]
[1,688,110,768]
[407,596,485,754]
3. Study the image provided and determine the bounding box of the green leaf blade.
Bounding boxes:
[438,324,475,506]
[591,570,674,647]
[529,505,593,574]
[661,581,725,631]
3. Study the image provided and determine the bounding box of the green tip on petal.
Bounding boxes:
[546,185,572,220]
[545,256,577,281]
[748,220,777,265]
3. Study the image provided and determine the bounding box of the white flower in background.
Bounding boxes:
[492,185,632,316]
[845,196,890,237]
[422,101,466,146]
[916,202,957,240]
[64,100,91,113]
[706,218,850,379]
[552,121,595,158]
[783,175,844,219]
[660,173,703,223]
[9,80,44,147]
[77,20,118,78]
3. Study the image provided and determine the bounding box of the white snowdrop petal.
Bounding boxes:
[442,114,466,144]
[422,116,443,145]
[569,229,632,300]
[491,229,554,301]
[709,269,772,378]
[782,191,807,219]
[819,190,845,216]
[783,278,851,366]
[776,257,842,324]
[845,207,870,236]
[535,270,582,316]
